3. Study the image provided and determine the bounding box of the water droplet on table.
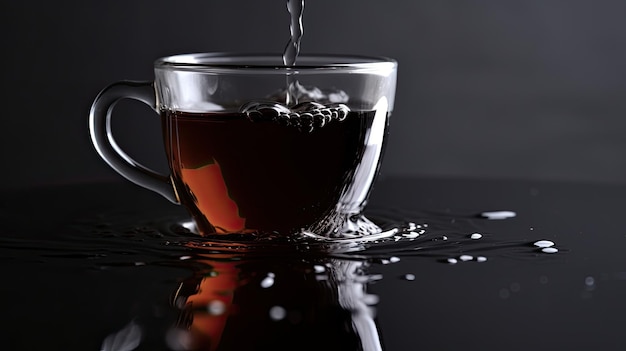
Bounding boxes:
[470,233,483,240]
[534,240,555,248]
[402,274,416,281]
[481,211,516,220]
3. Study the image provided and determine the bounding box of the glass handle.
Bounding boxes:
[89,81,179,204]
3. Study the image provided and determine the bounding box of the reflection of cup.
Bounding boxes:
[90,53,397,237]
[169,257,382,351]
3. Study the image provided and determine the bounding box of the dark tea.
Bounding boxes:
[162,108,388,236]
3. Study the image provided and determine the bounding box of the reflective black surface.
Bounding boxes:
[1,177,625,350]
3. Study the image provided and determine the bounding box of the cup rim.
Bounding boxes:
[154,52,397,73]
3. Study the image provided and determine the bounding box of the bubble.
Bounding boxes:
[447,258,458,264]
[389,256,400,263]
[585,276,595,287]
[459,255,473,262]
[240,101,351,132]
[476,256,487,262]
[290,101,321,112]
[541,247,558,254]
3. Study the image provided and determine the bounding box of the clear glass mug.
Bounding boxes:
[89,53,397,238]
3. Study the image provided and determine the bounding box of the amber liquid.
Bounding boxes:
[163,110,386,236]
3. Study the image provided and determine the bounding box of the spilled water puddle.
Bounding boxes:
[0,207,569,351]
[0,207,565,267]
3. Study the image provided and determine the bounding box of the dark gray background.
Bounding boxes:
[2,0,626,190]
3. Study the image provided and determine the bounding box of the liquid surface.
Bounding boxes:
[1,178,626,350]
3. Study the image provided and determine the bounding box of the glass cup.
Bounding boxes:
[89,53,397,238]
